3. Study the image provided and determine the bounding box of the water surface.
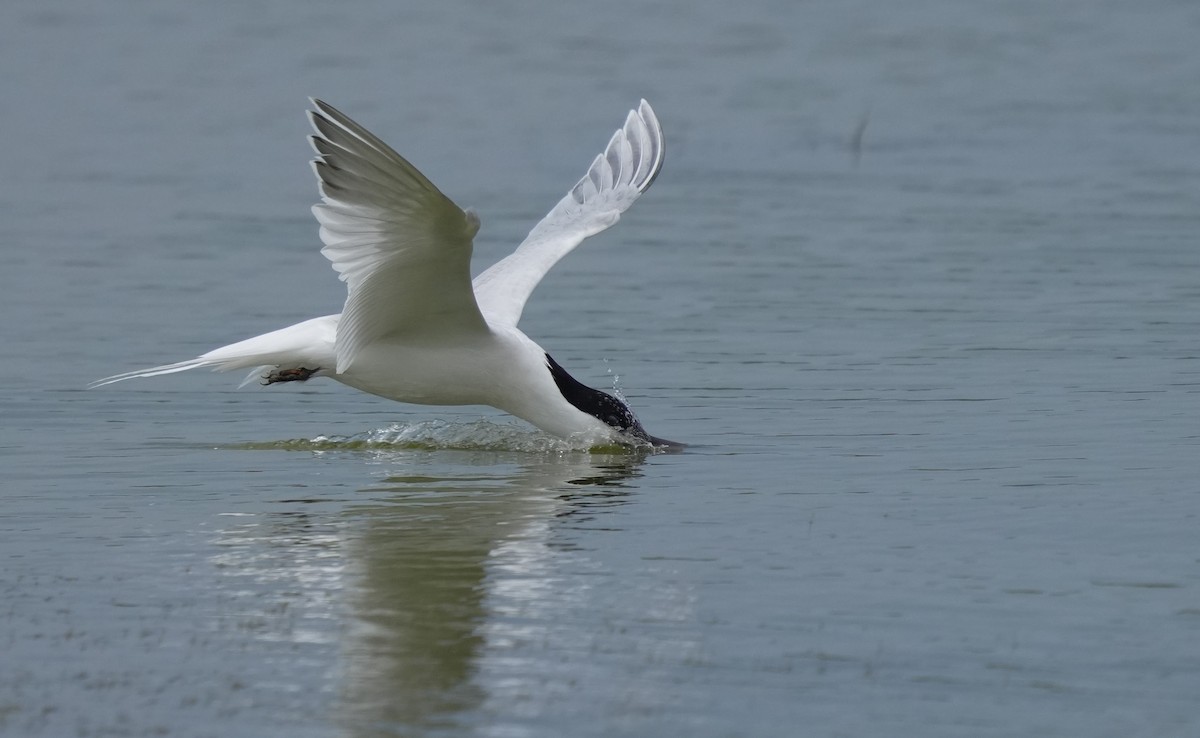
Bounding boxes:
[2,0,1199,736]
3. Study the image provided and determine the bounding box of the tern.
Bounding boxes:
[91,99,676,447]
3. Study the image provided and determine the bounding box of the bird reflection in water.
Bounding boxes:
[336,453,643,734]
[208,452,648,735]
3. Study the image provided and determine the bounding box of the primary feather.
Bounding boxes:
[472,100,663,328]
[309,99,488,373]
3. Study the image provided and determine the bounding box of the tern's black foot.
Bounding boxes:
[263,367,319,385]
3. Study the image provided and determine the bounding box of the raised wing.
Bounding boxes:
[472,100,664,328]
[309,99,488,373]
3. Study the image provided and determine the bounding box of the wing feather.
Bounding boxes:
[309,99,487,373]
[472,100,664,328]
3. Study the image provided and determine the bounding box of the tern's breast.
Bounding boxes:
[332,335,504,406]
[329,328,617,442]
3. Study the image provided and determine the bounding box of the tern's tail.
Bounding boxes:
[88,315,339,389]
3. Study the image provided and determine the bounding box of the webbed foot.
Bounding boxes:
[263,367,319,385]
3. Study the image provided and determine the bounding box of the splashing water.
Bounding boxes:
[227,419,660,455]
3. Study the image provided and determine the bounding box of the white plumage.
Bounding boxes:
[92,99,673,447]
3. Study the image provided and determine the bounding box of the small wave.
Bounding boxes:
[229,419,658,455]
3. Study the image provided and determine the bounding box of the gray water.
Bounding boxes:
[3,0,1199,736]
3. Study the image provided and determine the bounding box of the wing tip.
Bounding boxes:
[309,98,339,121]
[577,99,665,199]
[633,99,665,193]
[308,99,340,137]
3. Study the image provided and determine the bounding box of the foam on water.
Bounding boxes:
[225,418,666,455]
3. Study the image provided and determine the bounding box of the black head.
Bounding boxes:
[545,353,652,443]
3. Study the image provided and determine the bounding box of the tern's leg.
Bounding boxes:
[263,367,319,385]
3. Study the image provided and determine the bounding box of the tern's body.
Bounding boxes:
[336,322,613,439]
[93,99,673,446]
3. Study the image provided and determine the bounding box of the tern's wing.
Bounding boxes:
[472,100,664,328]
[309,99,488,373]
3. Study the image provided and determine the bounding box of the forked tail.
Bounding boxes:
[88,315,339,389]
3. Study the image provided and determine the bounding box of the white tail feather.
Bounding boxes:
[89,316,339,389]
[88,359,216,388]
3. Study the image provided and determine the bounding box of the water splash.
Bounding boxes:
[228,419,658,455]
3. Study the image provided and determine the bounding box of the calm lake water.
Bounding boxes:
[3,0,1200,736]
